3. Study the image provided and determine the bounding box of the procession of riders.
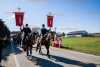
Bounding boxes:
[0,18,60,65]
[13,24,55,58]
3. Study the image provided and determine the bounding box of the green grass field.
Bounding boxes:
[62,37,100,56]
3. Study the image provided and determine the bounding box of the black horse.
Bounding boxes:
[22,32,36,51]
[16,32,22,47]
[36,33,52,58]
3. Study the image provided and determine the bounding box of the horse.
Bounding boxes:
[36,32,52,58]
[16,32,22,47]
[22,32,37,57]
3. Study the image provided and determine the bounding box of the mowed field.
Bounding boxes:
[62,37,100,56]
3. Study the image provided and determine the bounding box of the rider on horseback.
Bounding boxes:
[22,24,32,57]
[41,24,48,38]
[36,24,52,58]
[23,24,31,40]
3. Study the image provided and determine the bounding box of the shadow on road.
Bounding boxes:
[32,53,97,67]
[50,55,97,67]
[1,42,97,67]
[30,55,63,67]
[2,42,22,62]
[2,44,13,61]
[12,43,23,55]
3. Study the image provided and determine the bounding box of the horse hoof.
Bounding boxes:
[36,49,38,52]
[48,55,51,58]
[40,53,42,55]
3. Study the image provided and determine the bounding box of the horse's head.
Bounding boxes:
[44,33,51,41]
[29,32,39,44]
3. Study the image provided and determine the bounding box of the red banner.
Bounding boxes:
[47,15,53,28]
[15,12,24,26]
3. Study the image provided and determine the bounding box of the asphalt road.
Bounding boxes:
[1,43,100,67]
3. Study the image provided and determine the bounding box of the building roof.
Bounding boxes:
[67,30,88,35]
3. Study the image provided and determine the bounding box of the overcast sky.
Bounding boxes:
[0,0,100,33]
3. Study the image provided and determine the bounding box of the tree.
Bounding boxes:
[62,32,65,37]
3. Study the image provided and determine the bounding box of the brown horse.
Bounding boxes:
[36,32,52,58]
[22,32,36,53]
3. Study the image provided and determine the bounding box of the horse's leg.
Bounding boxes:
[18,38,21,47]
[29,47,32,56]
[39,44,42,54]
[22,39,25,49]
[21,39,22,48]
[20,39,22,47]
[36,43,42,54]
[36,43,39,52]
[22,42,24,49]
[45,44,50,58]
[26,47,29,56]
